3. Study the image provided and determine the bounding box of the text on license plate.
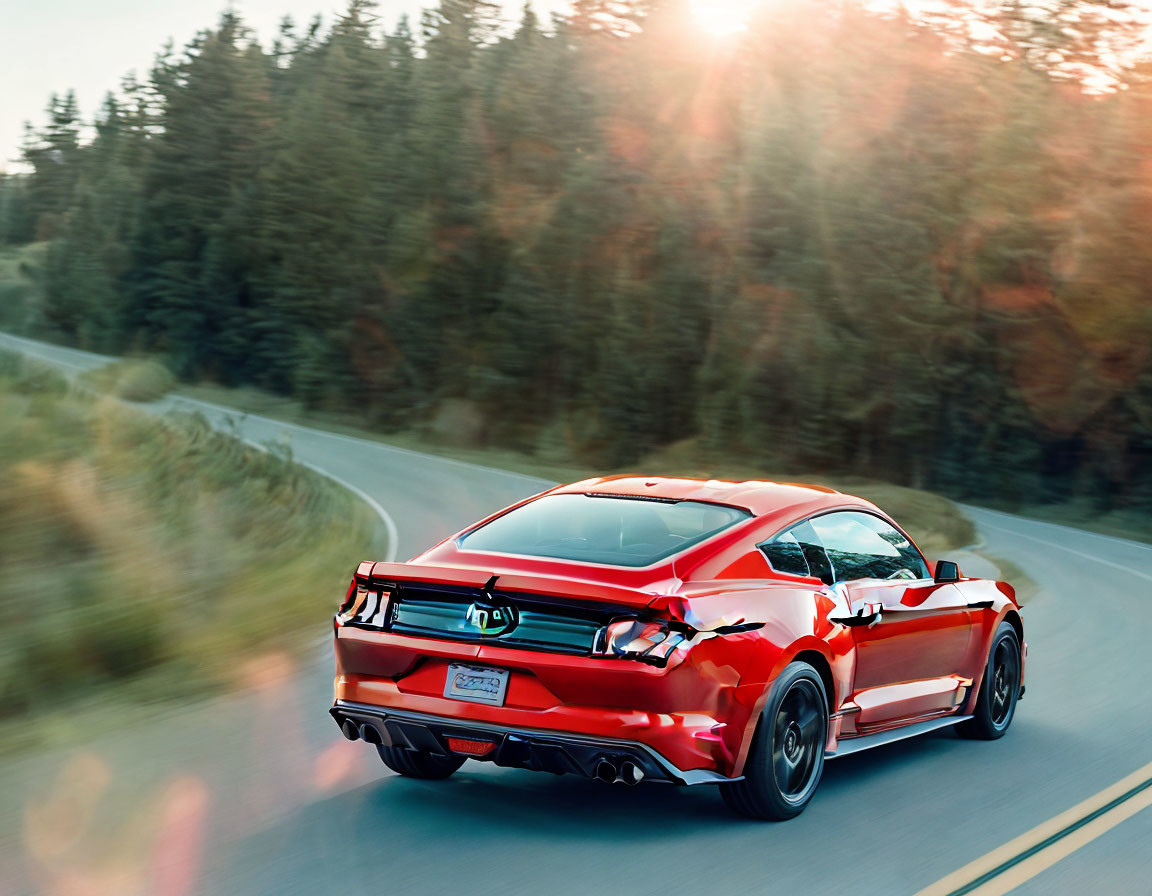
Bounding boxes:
[444,663,509,706]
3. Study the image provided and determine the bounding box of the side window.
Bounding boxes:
[761,531,810,577]
[808,512,930,583]
[762,520,834,585]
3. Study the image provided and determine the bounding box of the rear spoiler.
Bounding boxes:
[356,561,657,610]
[353,563,766,633]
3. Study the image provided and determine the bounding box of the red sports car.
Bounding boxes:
[331,476,1024,819]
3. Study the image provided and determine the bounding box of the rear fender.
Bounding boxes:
[655,582,850,777]
[727,635,846,777]
[645,584,832,775]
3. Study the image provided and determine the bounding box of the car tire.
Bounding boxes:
[377,744,466,779]
[958,621,1021,740]
[720,661,828,820]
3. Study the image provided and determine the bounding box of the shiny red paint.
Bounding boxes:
[332,476,1025,779]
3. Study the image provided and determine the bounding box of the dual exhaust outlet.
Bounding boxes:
[595,757,645,786]
[341,718,381,745]
[340,715,644,786]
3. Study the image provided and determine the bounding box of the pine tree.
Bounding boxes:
[6,0,1152,510]
[22,91,82,239]
[125,12,274,379]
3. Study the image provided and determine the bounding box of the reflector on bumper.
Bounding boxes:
[446,737,497,756]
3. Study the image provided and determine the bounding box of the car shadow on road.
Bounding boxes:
[380,764,736,832]
[356,713,1072,833]
[355,715,1067,831]
[203,715,1079,895]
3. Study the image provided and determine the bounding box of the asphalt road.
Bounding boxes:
[2,331,1151,895]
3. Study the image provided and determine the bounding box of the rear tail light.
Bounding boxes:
[335,583,393,629]
[595,619,687,666]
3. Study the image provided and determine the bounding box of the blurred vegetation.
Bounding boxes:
[181,378,978,555]
[3,0,1152,520]
[634,440,977,556]
[0,352,381,752]
[0,242,46,331]
[81,357,176,402]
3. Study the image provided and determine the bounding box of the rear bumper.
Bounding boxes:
[331,700,737,785]
[334,627,757,776]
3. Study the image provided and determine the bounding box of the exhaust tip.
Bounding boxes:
[595,758,617,784]
[340,719,360,741]
[619,761,644,786]
[359,723,382,745]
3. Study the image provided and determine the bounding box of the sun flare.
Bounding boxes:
[690,0,760,36]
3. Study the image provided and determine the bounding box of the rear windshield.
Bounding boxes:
[458,493,751,567]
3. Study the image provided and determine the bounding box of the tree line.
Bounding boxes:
[2,0,1152,511]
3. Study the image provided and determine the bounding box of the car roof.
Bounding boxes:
[548,475,880,521]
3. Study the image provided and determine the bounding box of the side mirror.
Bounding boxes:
[934,560,961,584]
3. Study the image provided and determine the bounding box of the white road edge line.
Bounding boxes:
[300,458,400,564]
[173,393,553,487]
[967,504,1152,554]
[238,438,400,565]
[975,518,1152,584]
[0,331,110,365]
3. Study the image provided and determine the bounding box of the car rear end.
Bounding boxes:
[331,561,745,785]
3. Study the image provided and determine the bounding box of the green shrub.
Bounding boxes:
[80,358,177,402]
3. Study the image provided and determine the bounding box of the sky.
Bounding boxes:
[0,0,567,172]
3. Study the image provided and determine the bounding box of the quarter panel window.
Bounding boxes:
[764,519,833,585]
[761,531,810,577]
[809,512,929,582]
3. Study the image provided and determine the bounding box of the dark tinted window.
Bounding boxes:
[791,519,834,584]
[761,531,810,577]
[459,494,750,567]
[809,512,929,582]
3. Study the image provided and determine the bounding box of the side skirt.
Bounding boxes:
[825,714,973,759]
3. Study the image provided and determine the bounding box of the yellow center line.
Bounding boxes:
[915,760,1152,896]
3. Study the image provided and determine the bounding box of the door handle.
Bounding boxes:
[832,600,883,627]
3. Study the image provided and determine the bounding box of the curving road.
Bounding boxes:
[2,331,1151,895]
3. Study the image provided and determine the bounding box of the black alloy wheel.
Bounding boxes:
[959,621,1021,740]
[772,677,824,803]
[721,661,828,820]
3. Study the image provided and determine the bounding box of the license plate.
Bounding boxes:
[444,664,509,707]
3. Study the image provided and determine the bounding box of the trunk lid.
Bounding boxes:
[358,560,671,656]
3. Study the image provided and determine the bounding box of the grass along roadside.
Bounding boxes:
[80,357,177,402]
[980,554,1038,604]
[0,352,385,755]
